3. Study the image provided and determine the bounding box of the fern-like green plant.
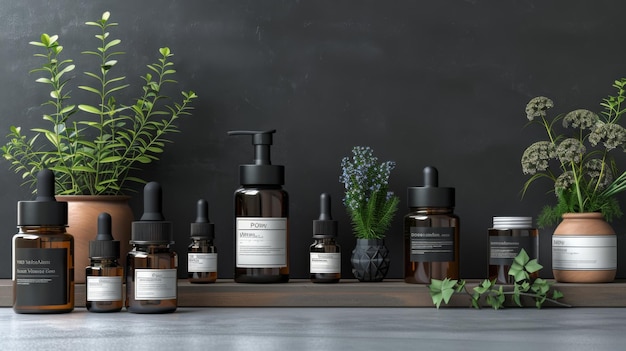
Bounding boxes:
[339,146,399,239]
[1,11,197,195]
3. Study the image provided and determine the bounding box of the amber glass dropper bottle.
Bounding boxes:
[86,212,123,312]
[12,169,74,313]
[188,199,218,283]
[310,193,341,283]
[126,182,178,313]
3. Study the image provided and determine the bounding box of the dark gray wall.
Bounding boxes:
[1,0,625,280]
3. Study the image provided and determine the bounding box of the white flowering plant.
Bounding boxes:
[339,146,399,239]
[522,78,626,227]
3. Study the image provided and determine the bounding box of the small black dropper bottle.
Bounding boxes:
[404,166,460,284]
[310,193,341,283]
[228,129,289,283]
[126,182,177,313]
[86,212,123,312]
[13,169,74,314]
[187,199,218,284]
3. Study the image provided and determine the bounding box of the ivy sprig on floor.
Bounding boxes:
[429,249,569,309]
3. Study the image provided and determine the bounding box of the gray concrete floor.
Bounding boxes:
[1,307,625,350]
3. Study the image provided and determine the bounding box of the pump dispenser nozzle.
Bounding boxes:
[228,129,285,185]
[90,212,120,259]
[17,169,68,226]
[131,182,173,244]
[191,199,215,239]
[313,193,338,238]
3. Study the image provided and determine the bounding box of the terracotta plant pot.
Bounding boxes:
[552,212,617,283]
[351,238,390,282]
[56,195,134,284]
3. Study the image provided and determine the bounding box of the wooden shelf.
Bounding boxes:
[3,279,626,308]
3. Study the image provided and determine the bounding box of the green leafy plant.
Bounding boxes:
[429,249,568,309]
[521,79,626,227]
[1,11,197,195]
[339,146,399,239]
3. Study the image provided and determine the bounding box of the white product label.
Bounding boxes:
[188,253,218,272]
[236,217,288,268]
[310,252,341,274]
[134,269,177,300]
[552,235,617,270]
[87,276,123,302]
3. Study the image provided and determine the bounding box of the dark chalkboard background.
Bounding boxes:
[1,0,625,280]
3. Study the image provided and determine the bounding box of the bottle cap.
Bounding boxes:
[492,216,533,229]
[131,182,173,245]
[89,212,120,259]
[17,169,68,226]
[190,199,215,239]
[227,129,284,185]
[407,166,455,208]
[313,193,338,238]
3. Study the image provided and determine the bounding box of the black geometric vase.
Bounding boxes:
[351,238,390,282]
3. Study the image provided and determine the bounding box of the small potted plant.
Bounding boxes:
[521,79,626,283]
[1,11,197,282]
[339,146,399,282]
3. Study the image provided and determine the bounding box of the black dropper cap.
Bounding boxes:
[89,212,120,259]
[313,193,338,239]
[130,182,173,245]
[190,199,215,239]
[408,166,455,208]
[227,129,284,185]
[17,169,68,226]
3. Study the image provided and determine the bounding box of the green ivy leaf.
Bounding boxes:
[513,248,530,266]
[552,290,564,300]
[473,279,492,294]
[428,278,458,309]
[524,259,543,274]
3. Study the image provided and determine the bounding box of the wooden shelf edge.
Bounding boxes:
[2,279,625,308]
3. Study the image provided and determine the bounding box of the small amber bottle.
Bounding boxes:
[12,169,74,314]
[310,193,341,283]
[86,212,123,312]
[404,166,460,284]
[126,182,177,314]
[489,216,539,284]
[188,199,218,283]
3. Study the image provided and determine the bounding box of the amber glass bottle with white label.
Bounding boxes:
[229,130,289,283]
[310,193,340,283]
[86,212,123,312]
[126,182,177,313]
[12,169,74,314]
[188,199,218,283]
[404,167,459,284]
[235,187,289,283]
